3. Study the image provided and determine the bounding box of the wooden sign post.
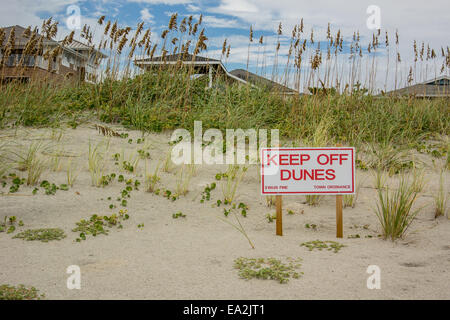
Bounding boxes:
[261,147,355,238]
[276,195,283,236]
[335,143,343,238]
[336,194,343,238]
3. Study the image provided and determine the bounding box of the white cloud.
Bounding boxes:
[186,4,200,12]
[208,0,450,51]
[126,0,192,4]
[140,8,154,23]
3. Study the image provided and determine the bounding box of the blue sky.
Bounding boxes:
[2,0,449,90]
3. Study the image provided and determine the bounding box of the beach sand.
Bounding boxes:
[0,124,449,299]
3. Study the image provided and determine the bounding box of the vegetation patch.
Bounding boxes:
[200,183,216,203]
[72,210,130,242]
[301,240,345,253]
[234,257,303,284]
[0,284,44,300]
[13,228,66,242]
[172,212,186,219]
[0,216,24,234]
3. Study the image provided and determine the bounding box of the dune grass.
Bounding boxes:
[434,169,448,218]
[374,173,424,240]
[88,140,110,187]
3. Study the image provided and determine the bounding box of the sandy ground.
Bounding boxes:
[0,124,449,300]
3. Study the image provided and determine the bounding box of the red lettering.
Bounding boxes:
[279,154,289,165]
[325,169,336,180]
[330,154,339,164]
[290,154,299,165]
[300,154,310,165]
[267,154,277,166]
[280,170,291,180]
[317,154,328,165]
[315,169,325,180]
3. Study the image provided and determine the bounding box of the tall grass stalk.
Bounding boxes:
[174,164,193,197]
[26,156,48,186]
[88,140,109,187]
[434,169,448,218]
[222,165,247,204]
[66,158,79,187]
[219,211,255,249]
[375,173,423,240]
[144,160,161,193]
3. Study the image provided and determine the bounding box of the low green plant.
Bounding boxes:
[7,175,25,193]
[238,202,248,217]
[13,228,66,242]
[172,212,186,219]
[300,240,345,253]
[266,213,276,223]
[73,209,129,242]
[305,223,317,230]
[100,173,116,187]
[375,173,423,240]
[200,183,216,202]
[233,257,302,283]
[0,215,23,233]
[39,180,66,195]
[0,284,45,300]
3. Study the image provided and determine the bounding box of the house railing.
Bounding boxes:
[4,54,36,67]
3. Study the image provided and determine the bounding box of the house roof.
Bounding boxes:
[0,25,103,60]
[134,54,298,94]
[387,75,450,97]
[135,53,220,64]
[229,69,297,94]
[0,25,56,48]
[58,39,107,59]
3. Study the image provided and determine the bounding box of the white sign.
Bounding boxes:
[261,147,355,195]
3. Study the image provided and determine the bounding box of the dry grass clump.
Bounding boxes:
[10,141,49,186]
[434,169,448,218]
[375,172,424,240]
[66,158,79,187]
[174,164,193,196]
[221,165,247,204]
[145,160,161,193]
[88,140,110,187]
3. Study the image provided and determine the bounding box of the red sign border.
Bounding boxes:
[261,147,355,195]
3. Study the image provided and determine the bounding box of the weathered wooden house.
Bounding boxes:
[0,25,106,83]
